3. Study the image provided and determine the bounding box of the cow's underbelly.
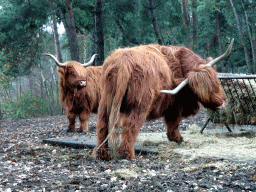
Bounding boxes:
[146,109,164,121]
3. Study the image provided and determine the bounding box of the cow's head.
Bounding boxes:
[42,53,97,90]
[187,64,226,110]
[161,39,234,111]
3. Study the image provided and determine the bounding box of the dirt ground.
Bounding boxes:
[0,107,256,191]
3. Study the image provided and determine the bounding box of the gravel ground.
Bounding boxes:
[0,108,256,192]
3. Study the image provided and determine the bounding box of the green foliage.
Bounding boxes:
[0,0,50,77]
[72,0,95,32]
[1,92,48,119]
[1,0,253,75]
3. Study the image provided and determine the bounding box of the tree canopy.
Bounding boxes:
[0,0,256,119]
[0,0,255,83]
[0,0,50,77]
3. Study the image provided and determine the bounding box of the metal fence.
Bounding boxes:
[200,73,256,133]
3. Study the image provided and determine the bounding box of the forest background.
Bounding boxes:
[0,0,255,120]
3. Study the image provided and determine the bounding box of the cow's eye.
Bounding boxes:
[67,69,75,76]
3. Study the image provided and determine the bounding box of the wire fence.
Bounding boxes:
[201,73,256,133]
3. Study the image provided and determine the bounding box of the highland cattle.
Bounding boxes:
[43,54,102,132]
[95,39,234,160]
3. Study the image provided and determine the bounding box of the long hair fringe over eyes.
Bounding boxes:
[187,65,220,102]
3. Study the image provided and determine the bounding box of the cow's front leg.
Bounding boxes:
[78,110,90,133]
[164,112,183,144]
[67,112,76,132]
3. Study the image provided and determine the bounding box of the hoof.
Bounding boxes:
[167,135,184,144]
[79,126,88,133]
[77,129,87,134]
[119,148,134,160]
[95,147,109,161]
[119,151,129,160]
[176,137,184,144]
[67,129,75,132]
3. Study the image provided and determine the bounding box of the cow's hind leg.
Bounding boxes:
[67,112,76,132]
[119,112,147,160]
[164,107,183,144]
[78,110,90,133]
[95,101,109,160]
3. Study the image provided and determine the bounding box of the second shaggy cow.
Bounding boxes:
[44,54,102,132]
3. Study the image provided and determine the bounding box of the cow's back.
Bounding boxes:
[102,45,176,119]
[103,45,174,91]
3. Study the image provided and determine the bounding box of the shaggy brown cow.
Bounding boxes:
[95,39,234,160]
[43,54,102,132]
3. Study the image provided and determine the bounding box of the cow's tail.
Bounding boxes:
[107,64,131,159]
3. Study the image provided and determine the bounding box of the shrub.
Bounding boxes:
[1,92,49,119]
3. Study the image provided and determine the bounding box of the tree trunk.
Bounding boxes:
[215,11,224,72]
[0,103,2,120]
[94,0,104,66]
[19,77,22,98]
[251,0,256,67]
[50,0,63,63]
[191,0,198,53]
[182,0,192,49]
[241,0,256,73]
[58,0,79,62]
[147,0,164,45]
[115,20,139,45]
[202,33,216,58]
[40,69,53,116]
[66,0,79,62]
[230,0,252,73]
[116,20,127,46]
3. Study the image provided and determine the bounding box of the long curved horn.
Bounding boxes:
[82,54,97,67]
[161,79,188,94]
[161,38,234,95]
[206,38,234,67]
[42,53,67,67]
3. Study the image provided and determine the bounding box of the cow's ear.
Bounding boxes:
[57,67,65,76]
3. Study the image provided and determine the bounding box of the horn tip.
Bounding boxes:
[230,38,234,46]
[42,53,53,57]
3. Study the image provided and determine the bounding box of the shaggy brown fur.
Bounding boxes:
[57,62,102,132]
[96,44,226,160]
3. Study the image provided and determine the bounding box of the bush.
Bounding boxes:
[1,92,49,119]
